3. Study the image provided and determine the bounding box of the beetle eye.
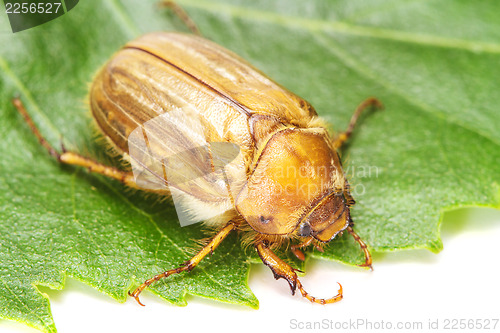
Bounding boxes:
[259,215,270,224]
[298,222,312,237]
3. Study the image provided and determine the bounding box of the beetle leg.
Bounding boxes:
[12,97,139,189]
[346,225,373,270]
[159,1,201,36]
[343,182,356,206]
[129,221,236,306]
[333,97,383,149]
[256,241,342,304]
[290,237,313,261]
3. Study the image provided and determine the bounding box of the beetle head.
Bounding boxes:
[296,191,350,242]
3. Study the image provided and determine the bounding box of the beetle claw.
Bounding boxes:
[358,262,374,271]
[128,290,146,307]
[60,139,67,153]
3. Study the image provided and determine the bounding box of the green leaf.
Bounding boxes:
[1,0,499,331]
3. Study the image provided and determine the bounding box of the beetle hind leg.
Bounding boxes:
[256,241,343,304]
[12,97,139,188]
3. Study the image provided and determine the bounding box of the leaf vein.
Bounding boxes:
[0,277,54,332]
[177,0,500,54]
[311,32,500,148]
[95,177,246,299]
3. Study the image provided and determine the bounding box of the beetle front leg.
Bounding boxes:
[346,225,373,269]
[256,241,342,304]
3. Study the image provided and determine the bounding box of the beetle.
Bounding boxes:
[13,8,381,305]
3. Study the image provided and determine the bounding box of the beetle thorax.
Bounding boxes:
[236,127,350,242]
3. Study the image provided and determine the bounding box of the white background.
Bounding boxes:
[1,207,500,333]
